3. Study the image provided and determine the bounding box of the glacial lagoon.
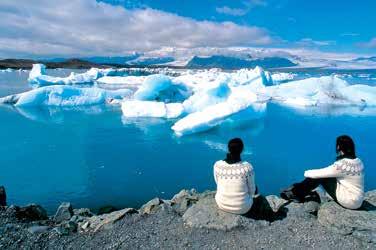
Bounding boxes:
[0,69,375,213]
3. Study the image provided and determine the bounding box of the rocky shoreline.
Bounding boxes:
[0,187,375,249]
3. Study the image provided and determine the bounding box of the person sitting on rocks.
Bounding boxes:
[213,138,258,215]
[280,135,364,210]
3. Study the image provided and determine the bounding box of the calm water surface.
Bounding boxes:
[0,70,375,213]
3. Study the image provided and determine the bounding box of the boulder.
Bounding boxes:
[182,193,247,231]
[83,208,137,232]
[318,191,376,243]
[171,189,199,215]
[73,208,94,217]
[0,186,6,206]
[54,202,74,223]
[54,221,77,236]
[139,198,163,215]
[265,195,288,213]
[15,204,48,221]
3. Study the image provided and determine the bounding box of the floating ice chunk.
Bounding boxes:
[339,84,376,106]
[0,85,131,107]
[105,89,132,100]
[96,76,146,86]
[271,72,296,83]
[134,74,191,102]
[182,76,231,113]
[29,64,46,80]
[121,100,184,118]
[28,64,114,86]
[15,86,106,106]
[172,89,263,135]
[267,75,376,107]
[0,68,14,73]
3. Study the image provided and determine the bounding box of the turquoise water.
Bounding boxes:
[0,70,375,213]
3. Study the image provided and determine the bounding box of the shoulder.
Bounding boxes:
[214,160,225,168]
[241,161,254,173]
[334,158,364,175]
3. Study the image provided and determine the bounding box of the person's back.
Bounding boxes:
[281,135,365,210]
[304,157,364,209]
[214,160,255,214]
[213,138,256,215]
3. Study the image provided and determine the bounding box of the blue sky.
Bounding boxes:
[104,0,376,53]
[0,0,375,58]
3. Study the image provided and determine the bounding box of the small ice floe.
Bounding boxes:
[0,85,131,107]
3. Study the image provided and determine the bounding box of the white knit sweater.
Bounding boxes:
[304,158,365,209]
[214,160,256,214]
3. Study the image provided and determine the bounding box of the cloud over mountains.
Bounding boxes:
[0,0,274,57]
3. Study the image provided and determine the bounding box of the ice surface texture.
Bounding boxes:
[0,86,131,107]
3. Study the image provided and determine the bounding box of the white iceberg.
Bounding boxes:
[174,66,271,91]
[28,64,115,86]
[122,100,184,118]
[266,75,376,107]
[182,76,232,113]
[96,76,146,86]
[0,85,131,107]
[172,88,264,135]
[271,72,296,83]
[0,68,14,73]
[134,74,191,102]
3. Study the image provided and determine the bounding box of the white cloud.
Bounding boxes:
[296,38,336,47]
[357,38,376,48]
[0,0,274,57]
[215,6,249,17]
[216,0,267,17]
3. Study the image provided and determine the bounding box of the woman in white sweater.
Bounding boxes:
[281,135,364,210]
[214,138,257,215]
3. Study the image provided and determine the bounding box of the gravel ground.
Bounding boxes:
[1,205,374,250]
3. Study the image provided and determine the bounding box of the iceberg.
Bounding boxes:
[182,76,231,113]
[96,76,146,86]
[134,74,191,102]
[172,88,264,135]
[271,72,296,83]
[28,64,115,86]
[0,85,131,107]
[122,100,184,118]
[0,68,14,73]
[266,75,376,107]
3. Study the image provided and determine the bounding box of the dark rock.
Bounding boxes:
[27,225,50,234]
[139,198,163,215]
[318,190,376,243]
[284,201,320,219]
[246,195,286,222]
[15,204,48,221]
[5,205,18,217]
[54,221,77,236]
[73,208,94,217]
[97,205,117,215]
[54,202,74,223]
[182,193,248,231]
[69,215,85,223]
[0,186,6,206]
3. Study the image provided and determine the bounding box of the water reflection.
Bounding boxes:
[15,105,107,123]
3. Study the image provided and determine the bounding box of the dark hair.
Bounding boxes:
[336,135,356,160]
[225,138,244,164]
